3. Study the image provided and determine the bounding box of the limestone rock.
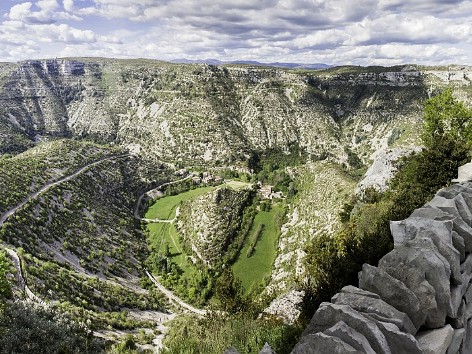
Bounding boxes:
[452,231,466,262]
[390,217,453,247]
[339,285,381,299]
[263,290,304,325]
[358,263,424,328]
[411,205,472,252]
[259,342,276,354]
[379,238,453,327]
[389,218,461,285]
[452,162,472,183]
[461,318,472,354]
[372,320,422,354]
[446,328,465,354]
[323,321,376,354]
[331,292,416,334]
[291,332,362,354]
[416,325,454,354]
[380,264,437,329]
[303,302,391,354]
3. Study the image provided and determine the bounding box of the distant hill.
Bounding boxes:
[170,58,331,70]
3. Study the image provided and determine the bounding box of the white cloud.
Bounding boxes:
[0,0,471,65]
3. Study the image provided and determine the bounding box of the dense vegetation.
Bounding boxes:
[302,89,472,316]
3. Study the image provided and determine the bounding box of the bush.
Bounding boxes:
[302,89,471,318]
[0,301,102,353]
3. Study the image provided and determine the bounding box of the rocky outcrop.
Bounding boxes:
[291,181,472,353]
[176,187,253,266]
[2,58,471,166]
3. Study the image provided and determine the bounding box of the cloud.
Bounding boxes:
[0,0,471,65]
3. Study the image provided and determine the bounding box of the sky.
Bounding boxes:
[0,0,471,66]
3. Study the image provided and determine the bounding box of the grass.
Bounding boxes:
[146,186,216,275]
[148,223,196,275]
[145,187,214,220]
[232,204,282,293]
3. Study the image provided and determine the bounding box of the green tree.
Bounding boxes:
[0,301,102,353]
[214,269,247,313]
[0,251,11,300]
[422,88,472,148]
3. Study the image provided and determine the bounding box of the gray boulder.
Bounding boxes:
[411,205,472,252]
[461,318,472,354]
[379,238,453,327]
[259,342,276,354]
[303,302,391,354]
[452,231,466,262]
[339,285,381,299]
[224,347,240,354]
[390,217,453,247]
[331,292,416,334]
[453,194,472,225]
[446,328,465,354]
[390,218,461,285]
[371,320,422,354]
[291,332,362,354]
[358,264,424,329]
[416,325,454,354]
[381,263,437,329]
[323,321,376,354]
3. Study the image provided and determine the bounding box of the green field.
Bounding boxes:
[232,204,283,293]
[145,186,214,220]
[146,186,215,273]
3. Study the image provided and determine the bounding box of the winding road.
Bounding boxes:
[0,155,207,317]
[134,175,208,316]
[145,270,206,316]
[0,154,128,304]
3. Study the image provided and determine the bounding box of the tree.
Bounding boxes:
[422,89,472,148]
[0,251,12,300]
[214,269,247,313]
[0,301,102,353]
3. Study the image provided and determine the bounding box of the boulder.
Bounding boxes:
[372,320,422,354]
[389,219,461,285]
[451,162,472,183]
[454,194,472,225]
[446,328,465,354]
[411,206,472,252]
[339,285,380,299]
[323,321,376,354]
[452,231,466,262]
[461,253,472,275]
[416,325,454,354]
[380,264,437,328]
[358,264,424,329]
[331,292,416,334]
[390,217,453,247]
[303,302,391,354]
[259,342,276,354]
[224,347,240,354]
[379,238,453,327]
[461,318,472,354]
[416,229,462,285]
[291,332,362,354]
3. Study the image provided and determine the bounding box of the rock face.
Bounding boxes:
[290,181,472,354]
[176,187,253,266]
[2,58,471,166]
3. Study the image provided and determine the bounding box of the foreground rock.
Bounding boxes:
[290,180,472,354]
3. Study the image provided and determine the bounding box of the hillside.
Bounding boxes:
[2,59,471,167]
[0,58,472,350]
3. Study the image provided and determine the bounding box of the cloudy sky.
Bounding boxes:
[0,0,471,66]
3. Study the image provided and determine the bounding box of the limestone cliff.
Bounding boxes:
[176,187,253,266]
[1,59,471,166]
